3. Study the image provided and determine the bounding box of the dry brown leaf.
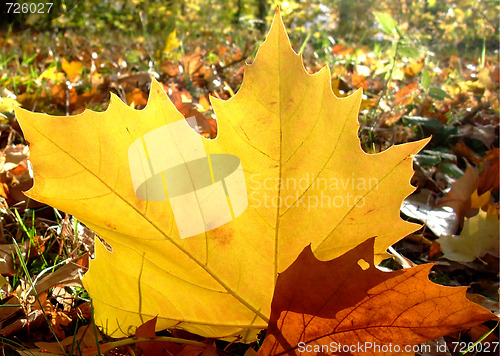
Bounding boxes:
[438,163,478,224]
[0,244,15,274]
[34,324,102,355]
[135,317,185,355]
[0,295,22,327]
[259,239,495,355]
[478,148,499,195]
[34,261,85,294]
[0,309,45,337]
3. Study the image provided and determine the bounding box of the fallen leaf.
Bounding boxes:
[469,189,491,211]
[350,72,367,90]
[466,292,500,315]
[182,49,205,78]
[332,44,354,56]
[404,61,424,77]
[135,317,185,355]
[126,87,148,108]
[478,148,499,195]
[258,239,496,355]
[35,292,72,340]
[34,261,85,294]
[438,209,499,262]
[50,83,78,108]
[0,96,20,114]
[395,83,419,106]
[477,67,497,90]
[401,197,458,237]
[163,30,181,54]
[15,9,428,340]
[245,348,260,356]
[438,163,478,224]
[38,66,65,83]
[452,141,483,164]
[61,58,84,82]
[0,295,22,327]
[168,88,217,138]
[161,60,181,76]
[33,324,102,355]
[456,123,497,148]
[199,94,212,111]
[0,244,15,274]
[0,309,45,337]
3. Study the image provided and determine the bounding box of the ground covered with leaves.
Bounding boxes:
[0,1,498,355]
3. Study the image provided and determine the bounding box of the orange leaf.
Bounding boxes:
[350,72,367,90]
[168,90,216,138]
[478,148,499,195]
[394,83,419,106]
[182,50,205,78]
[0,183,8,200]
[332,44,353,56]
[199,94,211,111]
[61,58,83,82]
[404,61,424,77]
[453,142,483,164]
[259,239,495,355]
[51,83,78,108]
[126,88,148,108]
[135,317,184,355]
[161,60,181,76]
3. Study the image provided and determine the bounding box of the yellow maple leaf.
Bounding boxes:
[15,10,428,340]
